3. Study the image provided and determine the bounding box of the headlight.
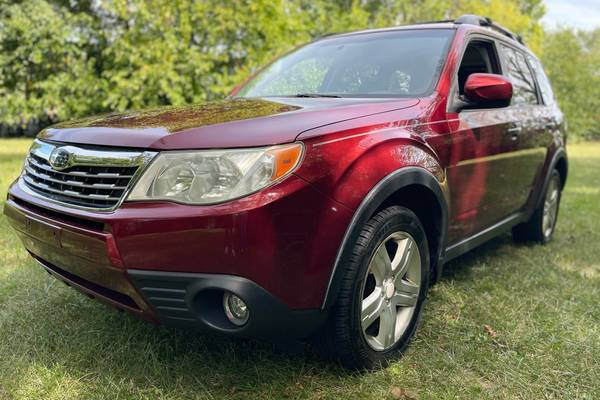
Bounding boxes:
[127,143,303,205]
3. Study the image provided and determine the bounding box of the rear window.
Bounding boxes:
[500,44,539,105]
[236,29,455,98]
[528,55,555,105]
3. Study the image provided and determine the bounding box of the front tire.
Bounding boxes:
[513,170,562,244]
[316,206,430,370]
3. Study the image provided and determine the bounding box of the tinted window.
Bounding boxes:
[236,29,454,98]
[501,44,538,105]
[457,40,500,95]
[528,55,555,105]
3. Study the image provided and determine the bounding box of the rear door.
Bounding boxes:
[498,44,549,210]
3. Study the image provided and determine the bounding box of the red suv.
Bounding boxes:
[4,15,567,369]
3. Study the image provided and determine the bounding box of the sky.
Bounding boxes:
[541,0,600,30]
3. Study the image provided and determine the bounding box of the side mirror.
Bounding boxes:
[463,73,512,108]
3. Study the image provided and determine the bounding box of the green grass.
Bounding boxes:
[1,138,599,399]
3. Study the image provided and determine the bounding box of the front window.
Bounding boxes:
[236,29,454,98]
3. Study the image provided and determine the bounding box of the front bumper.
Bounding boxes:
[5,174,351,338]
[4,196,157,321]
[128,269,325,338]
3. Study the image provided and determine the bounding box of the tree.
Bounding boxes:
[0,0,597,140]
[540,28,600,140]
[0,0,99,135]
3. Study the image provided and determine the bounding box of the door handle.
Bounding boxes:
[508,125,522,141]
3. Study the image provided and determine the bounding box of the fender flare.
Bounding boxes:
[530,148,568,217]
[320,167,449,310]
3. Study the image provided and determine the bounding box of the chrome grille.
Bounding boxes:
[21,140,156,210]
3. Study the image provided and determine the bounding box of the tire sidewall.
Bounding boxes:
[348,207,430,368]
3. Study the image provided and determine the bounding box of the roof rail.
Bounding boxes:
[454,14,524,44]
[413,19,455,25]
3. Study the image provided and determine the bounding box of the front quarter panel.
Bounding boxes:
[295,127,446,210]
[294,122,449,309]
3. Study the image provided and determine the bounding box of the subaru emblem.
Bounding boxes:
[48,147,72,170]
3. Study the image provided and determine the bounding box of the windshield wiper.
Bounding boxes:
[292,93,342,98]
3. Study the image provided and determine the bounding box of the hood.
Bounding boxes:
[39,97,419,150]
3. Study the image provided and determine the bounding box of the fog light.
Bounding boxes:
[223,292,249,326]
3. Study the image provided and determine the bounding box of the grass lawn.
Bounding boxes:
[0,138,599,399]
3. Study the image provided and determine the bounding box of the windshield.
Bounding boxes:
[236,29,454,98]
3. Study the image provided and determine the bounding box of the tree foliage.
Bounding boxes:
[0,0,98,133]
[540,29,600,140]
[0,0,598,139]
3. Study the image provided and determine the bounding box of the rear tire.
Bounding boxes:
[315,206,430,370]
[513,170,562,244]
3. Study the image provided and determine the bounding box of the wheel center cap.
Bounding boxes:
[384,280,395,299]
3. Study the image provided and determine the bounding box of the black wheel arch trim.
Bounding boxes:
[530,148,568,215]
[551,148,568,188]
[321,167,449,310]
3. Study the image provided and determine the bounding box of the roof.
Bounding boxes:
[321,14,527,49]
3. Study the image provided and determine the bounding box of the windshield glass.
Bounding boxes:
[236,29,454,98]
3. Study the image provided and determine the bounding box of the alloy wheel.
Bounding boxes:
[360,231,421,351]
[542,176,560,239]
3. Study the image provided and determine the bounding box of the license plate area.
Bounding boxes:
[21,214,62,248]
